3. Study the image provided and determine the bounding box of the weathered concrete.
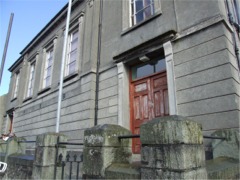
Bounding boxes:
[105,163,140,179]
[2,154,34,180]
[32,132,68,180]
[140,116,207,179]
[82,124,132,179]
[140,115,203,145]
[211,129,239,160]
[206,157,240,179]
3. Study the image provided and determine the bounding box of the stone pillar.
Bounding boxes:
[3,137,26,162]
[140,116,207,179]
[211,129,239,160]
[0,139,7,153]
[82,124,132,179]
[32,133,68,180]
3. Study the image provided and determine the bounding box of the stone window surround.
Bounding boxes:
[40,36,58,91]
[11,71,20,101]
[23,52,39,101]
[64,13,84,79]
[117,41,177,128]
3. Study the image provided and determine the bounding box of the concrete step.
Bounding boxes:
[105,162,141,179]
[206,157,240,179]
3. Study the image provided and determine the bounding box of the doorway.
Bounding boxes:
[130,58,169,153]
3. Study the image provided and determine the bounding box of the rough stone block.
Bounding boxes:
[141,168,156,179]
[141,167,207,179]
[141,145,205,170]
[212,129,239,160]
[140,116,203,145]
[105,163,140,179]
[160,168,208,179]
[34,146,66,166]
[32,165,62,180]
[82,146,132,177]
[84,124,132,147]
[36,133,68,147]
[6,137,19,156]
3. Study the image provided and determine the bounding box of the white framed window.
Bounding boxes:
[13,72,20,99]
[27,63,35,97]
[122,0,161,31]
[43,48,53,88]
[65,29,79,76]
[130,0,155,26]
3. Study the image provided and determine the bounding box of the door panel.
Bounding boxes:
[131,72,168,153]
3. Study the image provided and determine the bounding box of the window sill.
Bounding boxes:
[63,72,78,82]
[121,11,162,36]
[38,86,51,95]
[23,96,32,103]
[10,97,17,102]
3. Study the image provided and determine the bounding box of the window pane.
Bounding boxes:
[71,39,78,51]
[72,31,78,40]
[65,30,78,76]
[68,61,76,74]
[132,64,154,80]
[132,0,154,25]
[155,59,166,72]
[135,0,144,23]
[43,49,53,88]
[27,63,35,97]
[13,73,19,98]
[70,50,77,63]
[45,77,50,87]
[136,11,144,23]
[144,5,152,18]
[46,66,52,77]
[132,58,166,80]
[136,0,143,12]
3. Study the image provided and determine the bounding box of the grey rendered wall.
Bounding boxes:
[6,1,100,150]
[99,0,239,134]
[100,0,177,67]
[5,0,240,150]
[97,66,118,125]
[173,22,240,135]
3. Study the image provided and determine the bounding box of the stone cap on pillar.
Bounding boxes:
[84,124,132,147]
[36,132,68,147]
[140,115,203,145]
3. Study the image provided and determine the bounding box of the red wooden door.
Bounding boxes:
[130,72,169,153]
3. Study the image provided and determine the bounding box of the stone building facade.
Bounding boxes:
[2,0,240,152]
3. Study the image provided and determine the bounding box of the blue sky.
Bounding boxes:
[0,0,68,96]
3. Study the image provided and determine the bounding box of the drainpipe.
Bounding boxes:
[225,0,240,72]
[56,0,72,133]
[0,13,14,86]
[94,0,103,126]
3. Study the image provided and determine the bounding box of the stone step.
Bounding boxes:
[206,157,240,179]
[105,162,141,179]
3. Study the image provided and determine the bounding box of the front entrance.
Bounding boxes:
[130,58,169,153]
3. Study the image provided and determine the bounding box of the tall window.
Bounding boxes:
[65,30,79,76]
[13,72,20,99]
[27,63,35,97]
[130,0,155,26]
[43,49,53,88]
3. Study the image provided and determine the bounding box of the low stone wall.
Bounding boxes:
[32,133,68,180]
[0,117,238,179]
[140,116,207,179]
[2,154,34,180]
[82,124,132,178]
[82,116,208,179]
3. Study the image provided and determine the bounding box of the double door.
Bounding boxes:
[130,72,169,153]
